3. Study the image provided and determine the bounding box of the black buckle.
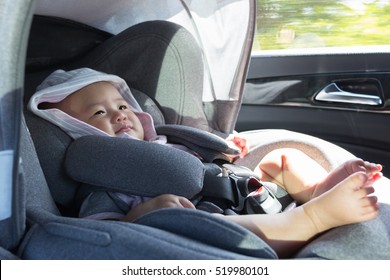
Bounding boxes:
[201,163,285,215]
[228,174,282,214]
[244,179,283,214]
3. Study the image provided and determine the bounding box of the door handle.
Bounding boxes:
[315,83,382,106]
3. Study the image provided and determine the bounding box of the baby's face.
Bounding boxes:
[57,82,144,139]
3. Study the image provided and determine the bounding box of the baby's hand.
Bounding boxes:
[226,135,249,158]
[122,194,195,222]
[148,194,195,210]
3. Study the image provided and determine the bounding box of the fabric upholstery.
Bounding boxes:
[65,135,204,198]
[296,203,390,259]
[20,15,390,260]
[156,124,240,162]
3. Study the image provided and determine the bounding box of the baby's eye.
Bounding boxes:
[94,110,105,115]
[119,105,128,110]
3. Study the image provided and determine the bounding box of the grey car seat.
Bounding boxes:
[0,0,30,260]
[0,0,274,260]
[18,11,283,259]
[4,0,390,259]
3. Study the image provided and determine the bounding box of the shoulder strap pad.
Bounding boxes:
[65,135,205,198]
[155,124,240,162]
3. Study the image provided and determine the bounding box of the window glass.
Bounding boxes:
[254,0,390,54]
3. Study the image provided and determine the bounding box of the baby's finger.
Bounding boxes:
[178,197,196,209]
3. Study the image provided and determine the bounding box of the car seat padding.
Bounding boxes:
[65,135,205,199]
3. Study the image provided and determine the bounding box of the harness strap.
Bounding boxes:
[201,163,241,210]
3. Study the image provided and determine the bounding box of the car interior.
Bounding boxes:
[1,0,390,260]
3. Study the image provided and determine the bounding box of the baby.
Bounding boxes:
[29,68,382,258]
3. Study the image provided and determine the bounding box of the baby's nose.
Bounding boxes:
[115,111,127,122]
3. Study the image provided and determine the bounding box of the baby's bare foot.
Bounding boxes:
[342,159,382,177]
[311,159,382,200]
[303,172,379,233]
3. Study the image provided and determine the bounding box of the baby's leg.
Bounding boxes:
[257,148,329,203]
[222,171,379,258]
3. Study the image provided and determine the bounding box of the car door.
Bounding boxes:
[236,0,390,177]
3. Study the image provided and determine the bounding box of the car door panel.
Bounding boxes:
[236,54,390,177]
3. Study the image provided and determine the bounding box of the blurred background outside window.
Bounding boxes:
[254,0,390,54]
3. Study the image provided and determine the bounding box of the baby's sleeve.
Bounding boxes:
[78,191,150,220]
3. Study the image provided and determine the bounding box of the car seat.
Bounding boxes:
[0,0,31,260]
[17,10,283,259]
[4,0,390,259]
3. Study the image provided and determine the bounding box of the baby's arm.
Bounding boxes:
[121,194,195,222]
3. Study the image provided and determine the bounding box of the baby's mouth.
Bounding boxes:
[116,124,132,134]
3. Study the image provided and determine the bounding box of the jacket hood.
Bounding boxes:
[28,67,159,141]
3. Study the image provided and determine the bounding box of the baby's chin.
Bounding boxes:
[116,131,142,140]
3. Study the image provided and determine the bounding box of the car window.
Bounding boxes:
[253,0,390,55]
